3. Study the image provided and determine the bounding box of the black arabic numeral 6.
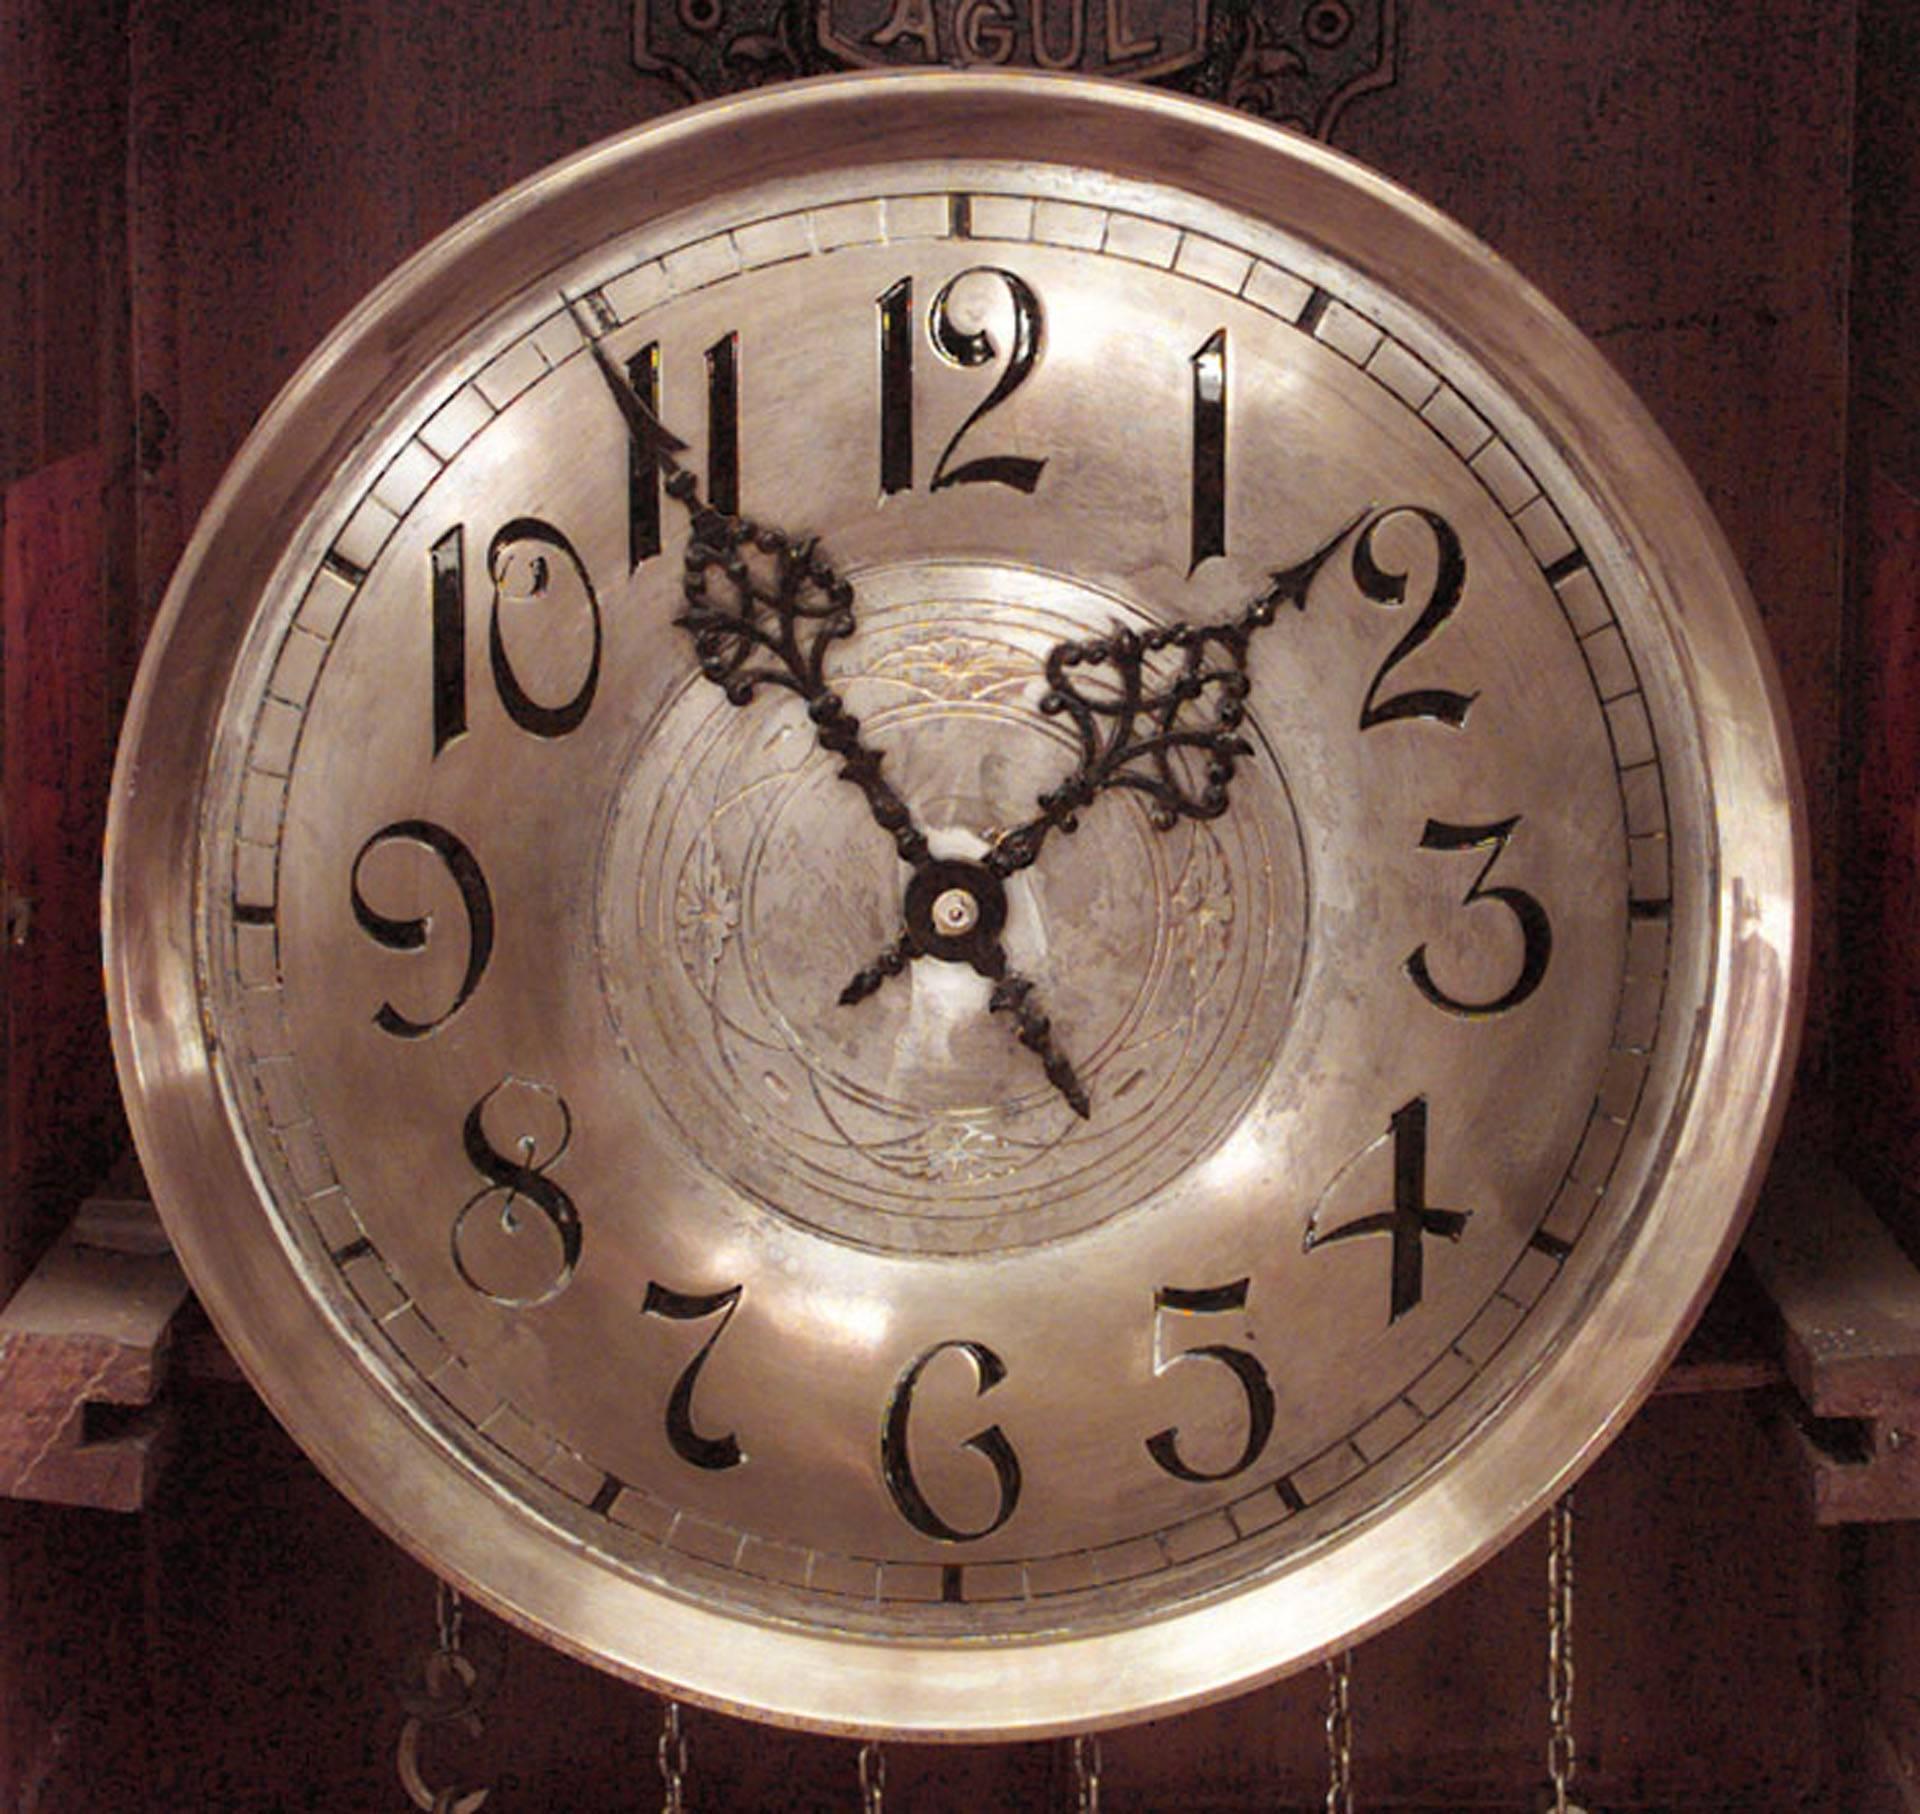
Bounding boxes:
[642,1282,746,1471]
[1145,1279,1275,1484]
[451,1078,581,1309]
[1408,816,1554,1015]
[1354,507,1475,731]
[349,820,494,1037]
[882,1340,1022,1542]
[430,517,602,756]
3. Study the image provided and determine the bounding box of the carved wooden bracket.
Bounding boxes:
[0,1197,190,1512]
[1745,1159,1920,1523]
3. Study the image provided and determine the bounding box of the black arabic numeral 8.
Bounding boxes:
[430,517,602,755]
[1145,1279,1274,1484]
[1354,507,1475,731]
[1408,816,1554,1015]
[882,1340,1022,1543]
[451,1078,582,1309]
[349,819,494,1037]
[642,1282,746,1471]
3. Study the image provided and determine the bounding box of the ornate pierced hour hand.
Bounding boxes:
[986,513,1364,881]
[588,337,1090,1116]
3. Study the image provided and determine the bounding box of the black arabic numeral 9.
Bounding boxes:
[430,517,602,756]
[882,1340,1022,1542]
[349,820,494,1037]
[1145,1280,1274,1483]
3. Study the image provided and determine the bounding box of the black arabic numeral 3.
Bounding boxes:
[1408,816,1554,1015]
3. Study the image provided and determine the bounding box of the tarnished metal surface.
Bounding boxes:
[105,73,1803,1737]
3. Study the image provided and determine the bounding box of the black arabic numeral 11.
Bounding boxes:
[882,1340,1022,1542]
[430,517,602,755]
[349,820,494,1037]
[1145,1278,1274,1484]
[642,1282,746,1471]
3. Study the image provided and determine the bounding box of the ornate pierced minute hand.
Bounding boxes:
[588,337,1091,1118]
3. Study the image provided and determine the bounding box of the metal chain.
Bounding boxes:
[1325,1649,1354,1814]
[1546,1491,1587,1814]
[396,1582,493,1814]
[1072,1733,1103,1813]
[858,1741,886,1813]
[658,1699,689,1814]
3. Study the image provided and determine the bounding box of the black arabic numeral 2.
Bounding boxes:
[1145,1279,1274,1484]
[882,1340,1022,1542]
[1354,507,1475,731]
[643,1282,746,1471]
[877,269,1046,496]
[451,1079,582,1309]
[349,820,494,1037]
[430,517,602,754]
[1408,817,1554,1015]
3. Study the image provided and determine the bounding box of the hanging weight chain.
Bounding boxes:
[1546,1491,1587,1814]
[1325,1650,1354,1814]
[395,1581,496,1814]
[658,1699,689,1814]
[1073,1733,1103,1812]
[859,1741,886,1812]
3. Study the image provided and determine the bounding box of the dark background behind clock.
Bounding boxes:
[1,2,1915,1807]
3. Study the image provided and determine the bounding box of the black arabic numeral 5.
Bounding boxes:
[642,1282,746,1471]
[430,517,602,757]
[1145,1279,1274,1484]
[882,1340,1022,1542]
[878,269,1046,497]
[1354,507,1475,731]
[349,820,494,1037]
[451,1079,582,1309]
[1408,816,1554,1015]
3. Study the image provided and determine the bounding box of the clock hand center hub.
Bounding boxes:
[903,858,1006,963]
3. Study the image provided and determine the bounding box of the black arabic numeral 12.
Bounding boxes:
[882,1340,1022,1542]
[430,517,603,754]
[1145,1279,1274,1484]
[1354,507,1475,731]
[642,1282,746,1471]
[349,819,494,1037]
[451,1079,582,1309]
[1408,816,1554,1015]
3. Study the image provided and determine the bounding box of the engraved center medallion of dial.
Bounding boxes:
[598,564,1309,1254]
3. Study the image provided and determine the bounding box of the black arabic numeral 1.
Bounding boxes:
[451,1079,582,1309]
[878,277,915,496]
[1408,816,1554,1015]
[1145,1279,1274,1484]
[928,267,1046,493]
[1354,507,1475,731]
[882,1340,1022,1542]
[349,820,494,1037]
[642,1282,746,1471]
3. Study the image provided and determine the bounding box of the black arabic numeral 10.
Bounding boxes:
[876,269,1046,497]
[451,1079,582,1309]
[349,820,494,1037]
[1354,507,1475,731]
[1408,816,1554,1015]
[642,1282,746,1471]
[882,1340,1022,1543]
[1145,1279,1274,1484]
[430,517,602,756]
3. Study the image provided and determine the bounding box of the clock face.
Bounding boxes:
[107,75,1802,1736]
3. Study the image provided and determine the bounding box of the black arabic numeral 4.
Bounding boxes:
[882,1340,1022,1543]
[1145,1279,1274,1484]
[1354,507,1475,731]
[431,517,602,755]
[903,267,1045,494]
[642,1282,746,1471]
[451,1079,581,1309]
[1408,816,1554,1015]
[349,820,494,1038]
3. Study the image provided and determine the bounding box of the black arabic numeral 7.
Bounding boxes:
[430,517,602,756]
[1408,816,1554,1015]
[1354,507,1475,730]
[1145,1278,1274,1484]
[882,1340,1022,1542]
[350,820,494,1037]
[642,1282,746,1471]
